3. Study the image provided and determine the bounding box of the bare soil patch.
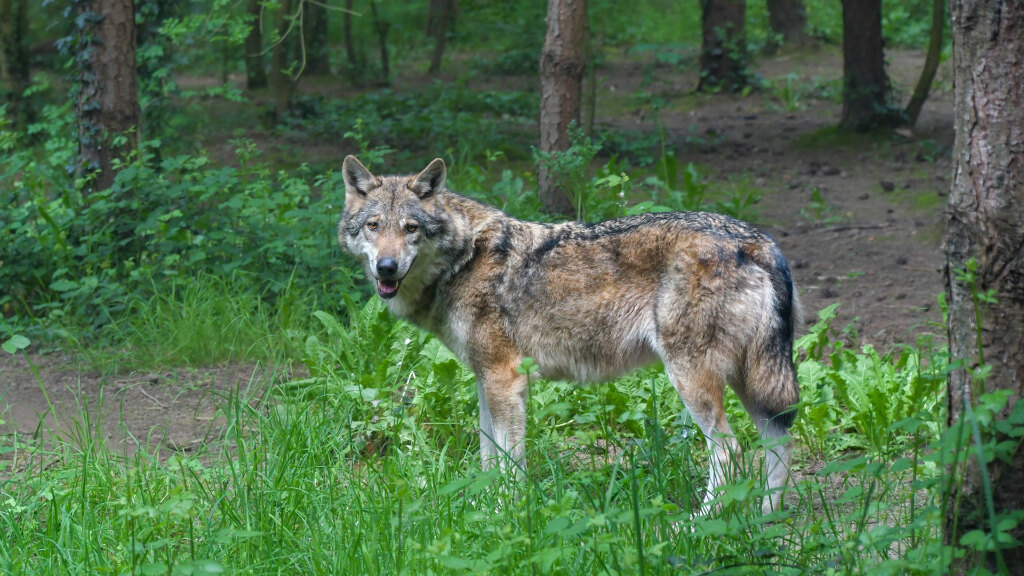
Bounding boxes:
[0,355,284,472]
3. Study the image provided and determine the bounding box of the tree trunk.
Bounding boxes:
[343,0,357,69]
[270,0,295,122]
[901,0,944,128]
[75,0,140,193]
[944,0,1024,571]
[303,0,330,75]
[0,0,31,131]
[538,0,586,215]
[765,0,809,52]
[698,0,747,92]
[839,0,898,131]
[370,0,390,83]
[582,13,596,136]
[245,0,268,89]
[427,0,456,76]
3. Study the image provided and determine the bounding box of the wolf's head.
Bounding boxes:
[338,156,451,302]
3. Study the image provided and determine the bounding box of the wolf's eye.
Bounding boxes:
[405,223,419,234]
[366,221,378,231]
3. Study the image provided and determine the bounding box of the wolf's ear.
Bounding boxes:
[408,158,446,199]
[342,155,379,198]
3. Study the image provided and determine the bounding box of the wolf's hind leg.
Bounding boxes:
[664,361,740,514]
[736,358,798,514]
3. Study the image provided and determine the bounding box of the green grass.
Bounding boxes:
[68,272,319,372]
[5,298,1014,575]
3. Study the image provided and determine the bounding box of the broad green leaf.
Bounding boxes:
[2,335,29,355]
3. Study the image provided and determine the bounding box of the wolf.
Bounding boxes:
[338,155,801,514]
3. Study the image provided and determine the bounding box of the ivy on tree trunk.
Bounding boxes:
[698,0,747,92]
[75,0,140,193]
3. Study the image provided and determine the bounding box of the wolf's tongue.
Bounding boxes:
[379,281,398,294]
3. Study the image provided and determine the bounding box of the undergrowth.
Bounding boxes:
[4,299,1021,574]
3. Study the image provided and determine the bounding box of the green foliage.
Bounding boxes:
[471,49,540,76]
[802,0,948,49]
[881,0,947,49]
[0,110,349,345]
[793,304,948,457]
[596,128,664,167]
[801,186,840,224]
[79,272,316,370]
[285,85,536,164]
[534,125,604,221]
[2,334,30,355]
[591,0,701,47]
[2,300,1010,574]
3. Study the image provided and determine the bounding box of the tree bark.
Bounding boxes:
[765,0,809,52]
[839,0,898,131]
[303,0,330,75]
[944,0,1024,571]
[582,13,595,137]
[698,0,747,92]
[538,0,586,215]
[0,0,31,130]
[370,0,390,83]
[270,0,295,122]
[902,0,944,127]
[245,0,268,89]
[75,0,140,193]
[427,0,456,76]
[343,0,357,69]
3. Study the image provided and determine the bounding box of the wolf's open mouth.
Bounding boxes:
[377,279,401,299]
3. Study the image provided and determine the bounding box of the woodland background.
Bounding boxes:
[1,0,1023,574]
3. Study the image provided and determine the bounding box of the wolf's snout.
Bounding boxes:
[376,258,399,278]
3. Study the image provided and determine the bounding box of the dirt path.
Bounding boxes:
[0,356,273,471]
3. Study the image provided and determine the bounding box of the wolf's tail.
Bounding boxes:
[748,246,801,431]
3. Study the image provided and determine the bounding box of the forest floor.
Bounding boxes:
[0,46,952,465]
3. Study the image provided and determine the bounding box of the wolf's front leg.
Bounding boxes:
[477,365,529,475]
[477,378,498,464]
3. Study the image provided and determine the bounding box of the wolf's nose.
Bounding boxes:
[377,258,399,278]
